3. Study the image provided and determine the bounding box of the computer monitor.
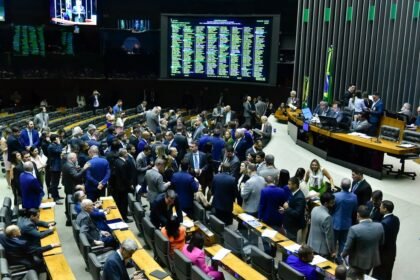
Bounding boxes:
[319,116,338,129]
[302,108,313,120]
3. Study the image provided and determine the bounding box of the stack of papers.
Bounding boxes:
[284,243,301,253]
[213,248,231,261]
[261,229,277,239]
[397,143,415,148]
[107,221,129,230]
[39,202,56,208]
[181,220,194,228]
[310,255,327,265]
[347,132,372,139]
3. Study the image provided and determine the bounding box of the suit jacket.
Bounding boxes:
[136,152,149,186]
[184,151,207,170]
[258,185,288,227]
[136,104,146,114]
[233,137,248,161]
[223,111,236,125]
[369,99,384,124]
[380,214,400,261]
[128,135,140,151]
[19,172,44,209]
[221,155,240,180]
[241,174,265,214]
[255,101,267,117]
[208,136,225,161]
[174,133,189,162]
[351,119,371,133]
[61,160,85,195]
[332,191,358,230]
[0,234,53,264]
[286,255,318,280]
[243,101,252,117]
[286,97,300,108]
[308,205,334,255]
[7,135,24,161]
[192,124,205,141]
[76,210,101,244]
[367,201,383,222]
[114,157,131,192]
[351,179,372,206]
[283,190,306,232]
[150,193,182,228]
[33,112,49,130]
[171,171,199,210]
[258,166,280,185]
[144,168,167,203]
[103,251,130,280]
[211,172,237,212]
[85,156,111,195]
[47,142,63,172]
[342,220,384,270]
[146,110,160,133]
[19,129,40,148]
[17,217,53,252]
[313,105,335,117]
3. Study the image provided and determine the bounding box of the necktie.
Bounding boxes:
[233,139,239,150]
[352,182,360,192]
[28,129,33,146]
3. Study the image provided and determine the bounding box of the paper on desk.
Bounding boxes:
[238,213,256,222]
[261,229,277,239]
[347,132,372,139]
[247,220,262,228]
[284,243,301,253]
[310,255,327,265]
[39,202,56,208]
[181,220,194,228]
[398,143,415,148]
[107,221,129,230]
[212,248,231,261]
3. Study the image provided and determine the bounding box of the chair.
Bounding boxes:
[387,130,420,180]
[0,222,5,233]
[2,197,11,209]
[79,232,114,269]
[250,246,276,280]
[193,201,207,223]
[223,227,252,261]
[379,125,400,142]
[191,265,211,280]
[87,252,105,280]
[173,249,192,280]
[0,258,30,279]
[154,229,172,271]
[133,202,145,235]
[277,261,305,280]
[0,243,4,258]
[128,193,137,215]
[0,207,11,227]
[208,215,225,245]
[141,217,156,253]
[71,220,81,249]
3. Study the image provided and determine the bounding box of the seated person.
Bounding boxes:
[407,105,420,129]
[150,189,182,229]
[182,232,225,280]
[73,190,111,231]
[313,100,334,117]
[285,245,318,280]
[76,199,116,248]
[103,239,139,280]
[17,208,56,253]
[331,101,344,123]
[398,102,412,119]
[335,265,347,280]
[351,112,371,133]
[0,225,60,272]
[161,216,186,258]
[286,90,300,109]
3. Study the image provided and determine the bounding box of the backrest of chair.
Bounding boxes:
[379,125,400,142]
[191,265,211,280]
[22,269,39,280]
[133,202,145,234]
[0,243,5,258]
[128,193,136,214]
[174,249,192,280]
[79,232,91,265]
[277,261,305,280]
[141,217,156,252]
[0,207,10,226]
[87,252,103,280]
[403,130,420,145]
[154,229,171,269]
[71,220,81,246]
[0,222,5,234]
[223,228,244,256]
[208,215,225,244]
[2,198,11,209]
[0,257,10,278]
[193,201,206,223]
[250,246,275,280]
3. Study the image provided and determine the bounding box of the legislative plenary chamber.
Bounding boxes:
[0,0,418,280]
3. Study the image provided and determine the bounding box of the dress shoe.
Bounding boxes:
[124,218,134,223]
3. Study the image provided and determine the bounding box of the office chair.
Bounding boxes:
[173,249,192,280]
[277,261,305,280]
[191,265,212,280]
[250,246,276,280]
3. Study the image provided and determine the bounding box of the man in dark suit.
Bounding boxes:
[367,190,383,222]
[233,129,249,161]
[372,200,400,280]
[0,225,60,272]
[47,134,63,203]
[211,163,237,225]
[171,160,199,216]
[62,152,90,196]
[192,117,205,141]
[7,126,24,162]
[184,141,207,176]
[85,145,111,201]
[220,146,240,181]
[368,92,384,135]
[128,128,142,155]
[19,162,44,210]
[253,116,272,146]
[17,209,56,253]
[208,129,226,162]
[112,149,133,223]
[150,190,183,229]
[90,90,101,115]
[164,131,178,151]
[136,100,147,114]
[282,176,306,242]
[174,126,189,163]
[313,100,335,117]
[351,169,372,206]
[222,105,236,126]
[146,107,161,134]
[342,205,384,273]
[103,239,139,280]
[19,121,40,150]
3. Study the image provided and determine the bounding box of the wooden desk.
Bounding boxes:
[44,254,76,280]
[132,249,173,280]
[274,109,289,123]
[100,197,123,220]
[205,244,267,280]
[40,231,63,256]
[39,208,55,223]
[113,229,142,248]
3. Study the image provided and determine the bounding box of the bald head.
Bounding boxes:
[5,225,20,238]
[67,152,78,163]
[23,161,33,172]
[88,145,99,157]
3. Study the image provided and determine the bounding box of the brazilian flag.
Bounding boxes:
[302,76,310,108]
[323,46,334,104]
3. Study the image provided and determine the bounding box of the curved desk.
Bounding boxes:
[287,111,419,179]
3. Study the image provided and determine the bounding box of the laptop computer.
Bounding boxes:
[319,116,338,129]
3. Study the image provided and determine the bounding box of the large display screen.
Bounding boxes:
[160,14,279,85]
[0,0,5,22]
[50,0,97,26]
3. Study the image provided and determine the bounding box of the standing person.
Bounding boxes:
[1,128,12,188]
[174,126,189,163]
[112,99,123,115]
[19,162,44,210]
[211,163,237,225]
[332,178,358,264]
[372,200,400,280]
[29,147,47,188]
[113,149,133,223]
[144,158,171,203]
[232,129,249,162]
[351,168,372,206]
[257,154,279,184]
[7,126,24,162]
[307,192,336,258]
[10,151,23,206]
[103,239,139,280]
[85,146,111,201]
[241,164,265,217]
[367,190,383,222]
[19,121,40,150]
[171,160,199,217]
[236,162,249,206]
[342,205,384,273]
[343,85,356,107]
[254,96,267,121]
[242,96,253,127]
[150,190,183,229]
[105,106,115,128]
[367,92,384,135]
[281,177,306,242]
[47,134,63,204]
[184,141,207,178]
[304,159,335,195]
[33,106,49,132]
[90,90,101,115]
[161,216,187,258]
[146,107,161,134]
